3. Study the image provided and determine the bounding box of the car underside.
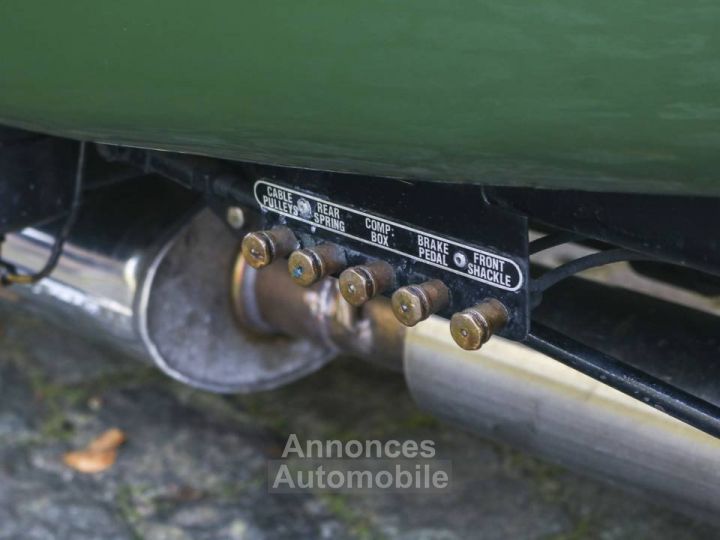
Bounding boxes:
[1,127,719,518]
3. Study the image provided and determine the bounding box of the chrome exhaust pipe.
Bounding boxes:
[233,257,720,518]
[404,318,720,520]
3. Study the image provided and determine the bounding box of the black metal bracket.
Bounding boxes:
[526,322,720,438]
[252,173,531,340]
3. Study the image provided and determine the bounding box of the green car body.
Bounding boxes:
[1,1,719,194]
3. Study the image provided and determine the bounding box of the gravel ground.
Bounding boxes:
[0,305,718,540]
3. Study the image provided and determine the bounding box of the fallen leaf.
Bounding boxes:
[63,428,127,474]
[63,448,118,474]
[87,428,126,452]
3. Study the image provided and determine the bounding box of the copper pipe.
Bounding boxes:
[232,257,405,371]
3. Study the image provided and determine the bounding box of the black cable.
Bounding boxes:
[528,231,583,255]
[531,248,653,293]
[1,142,86,286]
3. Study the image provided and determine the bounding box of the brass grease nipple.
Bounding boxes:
[241,227,299,269]
[339,261,395,306]
[288,243,347,287]
[450,299,508,350]
[391,280,450,327]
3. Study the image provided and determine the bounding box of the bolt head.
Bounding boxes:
[296,197,313,218]
[339,267,374,306]
[241,232,273,269]
[391,286,428,327]
[226,207,246,229]
[288,249,321,287]
[450,311,487,350]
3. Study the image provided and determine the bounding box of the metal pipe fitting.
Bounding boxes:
[233,256,405,371]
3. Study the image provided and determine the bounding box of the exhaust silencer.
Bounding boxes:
[0,178,333,393]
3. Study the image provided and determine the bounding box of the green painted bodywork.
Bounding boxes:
[1,2,719,194]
